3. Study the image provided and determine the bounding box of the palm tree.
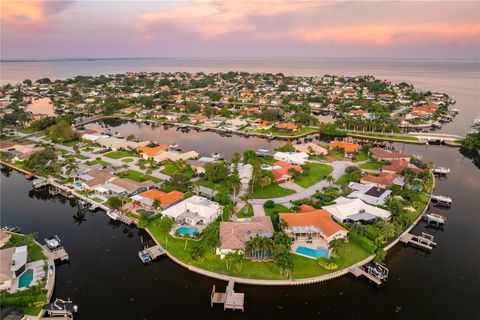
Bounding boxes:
[375,219,396,244]
[65,157,79,181]
[234,251,244,271]
[177,159,187,173]
[349,222,364,236]
[326,175,335,186]
[224,252,236,270]
[328,238,344,257]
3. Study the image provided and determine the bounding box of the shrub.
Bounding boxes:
[316,257,338,270]
[349,231,377,253]
[264,200,275,208]
[374,248,387,264]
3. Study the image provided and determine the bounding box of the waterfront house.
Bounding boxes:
[368,147,411,162]
[0,246,28,292]
[406,103,438,120]
[137,145,169,159]
[190,114,208,123]
[275,123,298,132]
[0,141,43,162]
[360,172,405,188]
[271,160,303,183]
[381,159,422,175]
[153,150,199,162]
[279,205,348,243]
[0,230,11,247]
[217,216,274,259]
[273,151,308,165]
[328,141,359,158]
[294,142,328,155]
[109,177,155,196]
[78,168,116,189]
[347,182,392,206]
[323,197,391,223]
[96,137,148,151]
[161,195,222,226]
[131,188,184,209]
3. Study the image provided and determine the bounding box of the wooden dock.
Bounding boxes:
[400,232,437,251]
[146,245,166,260]
[211,279,245,311]
[45,246,70,262]
[349,264,387,286]
[117,214,134,225]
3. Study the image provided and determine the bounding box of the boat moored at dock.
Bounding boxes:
[432,167,450,175]
[43,298,78,317]
[431,195,452,206]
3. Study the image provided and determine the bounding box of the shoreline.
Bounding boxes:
[0,152,435,287]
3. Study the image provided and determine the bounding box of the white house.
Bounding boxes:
[347,182,392,206]
[323,197,391,223]
[162,196,222,225]
[0,245,28,292]
[273,152,308,165]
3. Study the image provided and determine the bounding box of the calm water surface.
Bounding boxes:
[1,137,480,319]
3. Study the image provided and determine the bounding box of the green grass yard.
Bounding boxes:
[252,184,295,199]
[104,150,138,159]
[295,163,332,188]
[85,159,111,167]
[161,161,194,178]
[263,203,290,230]
[116,170,161,183]
[359,162,384,170]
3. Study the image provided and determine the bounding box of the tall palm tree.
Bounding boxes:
[65,157,79,182]
[234,251,244,271]
[329,238,344,257]
[375,219,396,244]
[326,175,335,186]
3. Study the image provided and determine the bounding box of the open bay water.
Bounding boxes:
[1,58,480,319]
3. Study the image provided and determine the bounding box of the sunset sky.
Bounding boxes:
[1,0,479,60]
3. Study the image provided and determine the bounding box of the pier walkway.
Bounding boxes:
[400,232,437,251]
[146,244,166,260]
[211,279,245,311]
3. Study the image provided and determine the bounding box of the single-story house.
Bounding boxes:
[0,142,43,162]
[162,195,222,226]
[153,150,199,162]
[294,142,328,155]
[279,205,348,243]
[347,182,392,206]
[381,159,421,175]
[360,172,405,188]
[131,188,184,209]
[271,161,303,183]
[275,123,298,132]
[323,197,391,223]
[273,151,308,165]
[78,168,116,189]
[217,216,274,258]
[369,147,411,162]
[328,141,360,157]
[137,145,169,159]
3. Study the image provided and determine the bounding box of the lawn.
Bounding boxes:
[2,234,46,262]
[264,203,290,230]
[347,132,419,141]
[104,150,138,159]
[117,170,162,183]
[62,138,81,147]
[198,179,232,194]
[335,173,351,187]
[295,163,332,188]
[121,158,135,163]
[73,154,88,160]
[147,215,371,280]
[237,204,254,218]
[353,151,368,162]
[359,162,384,170]
[161,161,194,178]
[326,149,345,161]
[19,127,35,134]
[85,159,111,167]
[252,184,295,199]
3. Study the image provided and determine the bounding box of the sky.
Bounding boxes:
[1,0,479,60]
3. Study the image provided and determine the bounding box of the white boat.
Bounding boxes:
[169,143,179,148]
[426,213,447,225]
[431,195,452,206]
[211,152,222,160]
[258,146,269,153]
[44,235,62,250]
[432,167,450,175]
[106,210,119,220]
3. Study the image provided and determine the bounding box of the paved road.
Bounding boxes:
[251,161,355,205]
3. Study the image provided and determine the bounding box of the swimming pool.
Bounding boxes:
[295,246,329,259]
[18,269,33,288]
[176,226,199,236]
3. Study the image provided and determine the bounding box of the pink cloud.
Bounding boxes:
[1,0,74,26]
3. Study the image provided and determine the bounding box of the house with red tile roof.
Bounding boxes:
[279,205,348,243]
[349,109,369,116]
[360,172,405,188]
[406,103,438,119]
[190,114,208,123]
[275,123,298,132]
[381,159,422,175]
[271,161,303,183]
[137,145,169,159]
[131,188,184,209]
[328,141,360,156]
[368,147,411,162]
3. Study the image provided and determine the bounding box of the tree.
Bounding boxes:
[106,196,122,209]
[231,152,241,164]
[327,175,335,186]
[188,245,205,262]
[264,200,275,209]
[385,196,403,217]
[162,174,191,192]
[234,251,244,271]
[224,251,236,270]
[214,191,231,206]
[46,120,74,142]
[288,168,301,180]
[204,162,229,183]
[176,159,187,173]
[375,220,396,244]
[152,198,160,209]
[64,157,79,181]
[328,238,344,257]
[374,248,387,264]
[24,148,58,175]
[242,150,257,164]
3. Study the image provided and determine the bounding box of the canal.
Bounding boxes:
[1,139,479,319]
